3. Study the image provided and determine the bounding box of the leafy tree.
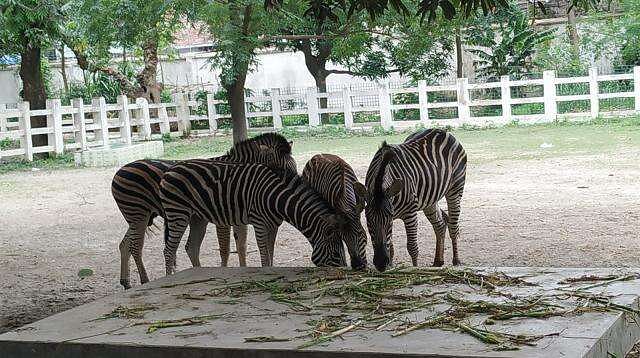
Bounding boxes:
[62,0,185,103]
[271,1,453,123]
[465,5,554,79]
[0,0,65,148]
[196,0,277,143]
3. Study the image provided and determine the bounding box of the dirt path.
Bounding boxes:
[1,149,639,333]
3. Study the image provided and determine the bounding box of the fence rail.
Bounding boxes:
[1,67,639,162]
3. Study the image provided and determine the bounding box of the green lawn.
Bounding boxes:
[1,117,639,174]
[164,117,640,165]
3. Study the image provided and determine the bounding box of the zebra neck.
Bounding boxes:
[275,178,331,243]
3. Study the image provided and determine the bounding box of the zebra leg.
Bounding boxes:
[445,194,463,266]
[266,225,280,266]
[185,215,207,267]
[164,214,189,276]
[233,225,248,267]
[403,213,419,266]
[216,225,232,267]
[119,233,132,290]
[254,224,277,266]
[128,219,150,286]
[424,204,448,267]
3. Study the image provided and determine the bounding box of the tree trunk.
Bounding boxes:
[313,70,329,123]
[567,8,580,54]
[455,30,463,78]
[226,74,248,144]
[60,45,68,93]
[136,36,162,103]
[19,42,48,149]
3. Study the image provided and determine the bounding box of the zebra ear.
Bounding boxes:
[288,140,294,149]
[385,179,403,197]
[353,182,368,213]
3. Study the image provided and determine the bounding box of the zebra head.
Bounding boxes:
[311,213,367,270]
[364,146,403,272]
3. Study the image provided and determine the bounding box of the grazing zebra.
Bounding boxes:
[111,133,296,289]
[159,160,368,273]
[363,129,467,272]
[301,154,368,269]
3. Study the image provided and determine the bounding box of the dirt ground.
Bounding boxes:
[1,145,640,339]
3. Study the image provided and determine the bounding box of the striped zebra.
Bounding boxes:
[111,133,296,289]
[363,129,467,272]
[301,154,368,269]
[159,160,368,273]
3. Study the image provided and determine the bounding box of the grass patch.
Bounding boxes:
[2,116,639,173]
[0,154,75,174]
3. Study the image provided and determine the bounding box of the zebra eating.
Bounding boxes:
[364,129,467,272]
[111,133,297,289]
[158,160,369,274]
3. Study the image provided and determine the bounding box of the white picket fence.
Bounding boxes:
[1,67,639,162]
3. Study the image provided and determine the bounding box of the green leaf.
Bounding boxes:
[78,268,94,278]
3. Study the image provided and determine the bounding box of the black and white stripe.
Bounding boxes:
[301,154,368,270]
[364,129,467,271]
[159,160,367,274]
[111,133,296,289]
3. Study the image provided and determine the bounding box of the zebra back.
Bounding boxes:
[301,154,365,215]
[112,132,296,225]
[221,132,296,174]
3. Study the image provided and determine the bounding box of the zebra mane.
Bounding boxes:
[372,142,397,202]
[227,132,292,156]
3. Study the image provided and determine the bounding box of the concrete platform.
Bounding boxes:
[74,140,164,167]
[1,267,639,358]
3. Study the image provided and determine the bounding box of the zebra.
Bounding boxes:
[111,133,296,289]
[363,128,467,272]
[159,160,368,273]
[301,154,368,269]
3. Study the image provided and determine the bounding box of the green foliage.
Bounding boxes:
[0,0,63,56]
[196,1,275,89]
[466,4,554,79]
[57,63,137,105]
[40,57,55,97]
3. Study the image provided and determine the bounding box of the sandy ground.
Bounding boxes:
[1,149,640,337]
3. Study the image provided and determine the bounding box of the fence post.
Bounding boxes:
[20,101,33,161]
[589,67,599,118]
[543,70,557,122]
[500,75,512,122]
[46,99,64,155]
[155,105,168,136]
[117,95,132,146]
[307,87,320,127]
[343,86,354,129]
[456,78,470,124]
[271,88,283,130]
[0,104,6,132]
[174,93,191,137]
[92,97,109,148]
[634,66,640,113]
[418,80,429,125]
[72,98,87,151]
[135,97,152,140]
[378,84,392,130]
[206,93,217,133]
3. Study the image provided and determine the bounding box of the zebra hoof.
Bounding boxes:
[432,259,445,267]
[453,259,463,266]
[120,279,131,290]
